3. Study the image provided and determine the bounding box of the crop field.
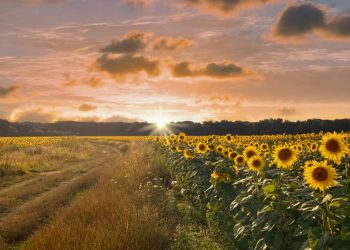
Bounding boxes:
[0,132,349,249]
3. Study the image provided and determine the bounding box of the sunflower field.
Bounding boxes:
[155,132,350,249]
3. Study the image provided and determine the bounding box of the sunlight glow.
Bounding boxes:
[156,118,167,130]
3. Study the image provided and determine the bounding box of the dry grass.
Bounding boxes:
[0,153,112,215]
[0,138,96,187]
[19,142,177,250]
[0,164,104,245]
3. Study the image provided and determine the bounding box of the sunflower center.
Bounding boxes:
[237,157,243,163]
[278,148,292,161]
[247,150,256,158]
[325,139,340,153]
[199,144,206,151]
[312,167,328,181]
[230,152,237,158]
[252,160,261,168]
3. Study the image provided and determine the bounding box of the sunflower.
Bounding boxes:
[309,142,318,152]
[178,132,186,142]
[216,145,224,153]
[304,161,337,191]
[196,142,209,154]
[273,146,297,169]
[235,155,245,166]
[260,143,269,151]
[228,151,238,160]
[225,134,233,143]
[243,146,258,161]
[319,132,348,164]
[248,155,265,172]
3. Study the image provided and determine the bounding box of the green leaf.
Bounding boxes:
[330,200,341,208]
[263,184,276,197]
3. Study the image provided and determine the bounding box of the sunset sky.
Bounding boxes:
[0,0,349,123]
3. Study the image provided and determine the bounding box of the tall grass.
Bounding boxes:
[21,143,178,250]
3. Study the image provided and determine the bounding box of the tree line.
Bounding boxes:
[0,118,349,136]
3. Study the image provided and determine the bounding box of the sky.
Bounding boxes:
[0,0,349,123]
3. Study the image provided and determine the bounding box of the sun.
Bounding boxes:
[156,119,167,129]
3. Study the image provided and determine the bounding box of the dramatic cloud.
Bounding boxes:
[78,104,97,112]
[11,109,56,123]
[0,85,19,98]
[274,3,350,41]
[182,0,276,15]
[276,107,297,117]
[171,61,249,79]
[100,31,151,54]
[274,4,326,38]
[152,36,193,51]
[94,54,161,78]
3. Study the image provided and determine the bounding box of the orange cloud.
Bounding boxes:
[0,85,19,98]
[182,0,277,16]
[78,104,97,112]
[94,54,161,79]
[152,36,193,51]
[101,31,152,54]
[63,74,104,88]
[11,108,56,123]
[171,61,252,79]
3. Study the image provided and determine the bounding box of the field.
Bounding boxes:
[0,132,349,249]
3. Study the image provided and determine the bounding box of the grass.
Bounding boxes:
[0,138,226,250]
[0,137,96,187]
[19,143,178,250]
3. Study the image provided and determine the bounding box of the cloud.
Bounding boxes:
[94,54,161,78]
[63,75,104,88]
[276,107,297,116]
[171,61,250,79]
[11,109,56,123]
[326,12,350,38]
[100,31,152,54]
[273,3,350,41]
[0,85,19,98]
[78,104,97,112]
[182,0,276,16]
[152,36,193,51]
[209,94,230,103]
[274,4,326,38]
